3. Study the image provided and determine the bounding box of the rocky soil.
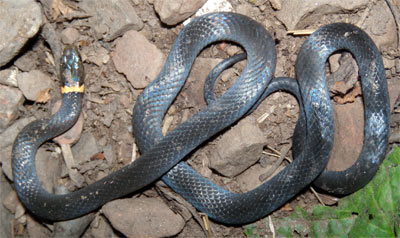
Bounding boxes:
[0,0,399,237]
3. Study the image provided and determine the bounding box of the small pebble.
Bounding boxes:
[17,70,54,102]
[61,27,80,45]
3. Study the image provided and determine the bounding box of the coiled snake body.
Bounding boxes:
[12,12,390,224]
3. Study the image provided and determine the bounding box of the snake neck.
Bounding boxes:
[11,92,83,211]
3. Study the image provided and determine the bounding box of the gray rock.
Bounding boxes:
[387,78,400,111]
[26,216,51,238]
[85,216,117,238]
[0,116,35,151]
[0,84,24,132]
[113,30,165,89]
[328,53,342,73]
[184,57,222,108]
[117,132,135,165]
[0,146,13,180]
[236,4,251,16]
[176,218,205,238]
[79,0,143,41]
[269,0,282,10]
[327,53,358,94]
[236,164,267,192]
[276,0,369,30]
[103,144,115,165]
[389,131,400,143]
[36,147,61,192]
[0,68,19,87]
[0,170,13,238]
[61,27,81,45]
[14,203,25,220]
[53,212,94,238]
[102,99,117,127]
[0,0,42,67]
[0,117,35,180]
[396,58,400,74]
[17,70,54,102]
[14,51,38,72]
[78,160,106,174]
[382,56,395,70]
[362,0,397,49]
[2,190,19,214]
[209,116,265,177]
[82,45,110,66]
[102,196,185,238]
[154,0,207,25]
[71,132,100,165]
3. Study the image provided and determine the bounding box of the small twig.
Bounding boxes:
[262,151,292,163]
[40,22,63,74]
[94,64,106,83]
[131,141,137,163]
[155,182,208,236]
[60,143,76,169]
[265,145,293,162]
[200,213,213,238]
[356,0,375,27]
[257,105,276,123]
[260,144,291,181]
[60,144,85,188]
[268,216,276,238]
[86,95,105,104]
[310,187,325,206]
[287,29,316,36]
[45,51,55,67]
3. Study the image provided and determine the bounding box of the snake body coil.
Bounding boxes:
[12,13,389,224]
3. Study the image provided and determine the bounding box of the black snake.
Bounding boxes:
[12,12,390,224]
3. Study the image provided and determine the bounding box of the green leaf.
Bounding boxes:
[244,224,261,238]
[276,225,293,238]
[276,146,400,238]
[244,224,255,238]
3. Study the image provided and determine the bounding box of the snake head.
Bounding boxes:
[60,46,85,93]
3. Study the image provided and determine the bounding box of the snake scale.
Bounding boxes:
[12,12,390,224]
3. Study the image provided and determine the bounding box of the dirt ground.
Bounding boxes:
[1,0,400,237]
